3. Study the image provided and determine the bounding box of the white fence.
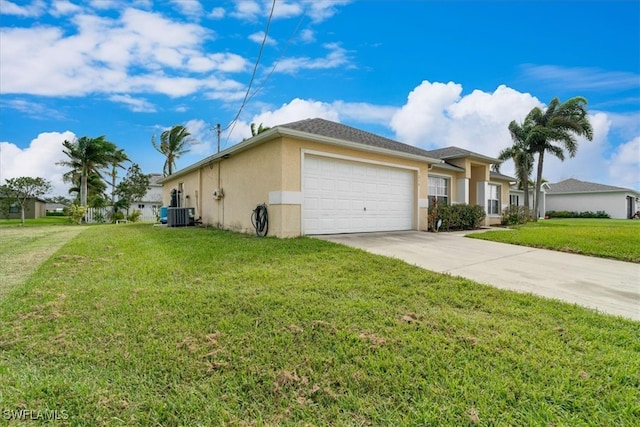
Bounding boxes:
[85,207,157,224]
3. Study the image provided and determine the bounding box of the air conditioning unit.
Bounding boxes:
[213,188,224,200]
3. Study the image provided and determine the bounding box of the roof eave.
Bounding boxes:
[158,126,443,183]
[278,127,444,165]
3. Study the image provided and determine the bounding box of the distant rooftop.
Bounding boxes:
[548,178,638,194]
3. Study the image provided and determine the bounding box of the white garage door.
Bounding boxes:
[303,155,414,234]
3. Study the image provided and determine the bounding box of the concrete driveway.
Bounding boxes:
[315,231,640,321]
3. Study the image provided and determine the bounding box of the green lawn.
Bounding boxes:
[0,216,73,227]
[1,225,638,425]
[469,219,640,263]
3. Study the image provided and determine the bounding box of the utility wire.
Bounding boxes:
[223,0,277,144]
[247,11,306,103]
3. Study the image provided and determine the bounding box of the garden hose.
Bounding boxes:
[251,203,268,237]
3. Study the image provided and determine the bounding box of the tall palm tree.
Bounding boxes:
[107,148,130,206]
[59,136,118,207]
[526,97,593,219]
[152,125,192,176]
[497,120,534,209]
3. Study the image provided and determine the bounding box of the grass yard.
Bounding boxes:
[469,219,640,263]
[0,225,86,300]
[0,216,73,227]
[1,224,638,425]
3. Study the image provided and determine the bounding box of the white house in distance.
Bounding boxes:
[545,178,639,219]
[132,173,163,222]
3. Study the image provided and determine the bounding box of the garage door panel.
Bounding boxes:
[304,155,414,234]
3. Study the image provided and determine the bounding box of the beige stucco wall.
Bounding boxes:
[161,135,433,237]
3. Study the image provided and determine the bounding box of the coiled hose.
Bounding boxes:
[251,203,268,237]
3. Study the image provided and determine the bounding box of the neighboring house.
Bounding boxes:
[545,178,640,219]
[0,197,46,219]
[132,173,163,221]
[45,203,66,213]
[159,118,511,237]
[508,183,550,218]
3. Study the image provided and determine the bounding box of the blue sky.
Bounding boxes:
[1,0,639,197]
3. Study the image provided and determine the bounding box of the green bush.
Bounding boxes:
[69,204,86,225]
[127,210,142,223]
[45,211,66,216]
[546,210,610,219]
[501,205,533,225]
[428,203,486,231]
[113,211,125,221]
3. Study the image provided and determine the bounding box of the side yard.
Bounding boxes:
[469,219,640,263]
[0,224,638,425]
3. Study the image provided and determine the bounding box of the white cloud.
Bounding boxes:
[608,136,640,190]
[249,31,277,46]
[541,112,611,185]
[0,0,46,17]
[390,81,639,189]
[229,0,350,22]
[521,64,640,92]
[230,0,261,20]
[108,94,156,112]
[0,7,248,99]
[184,119,214,155]
[303,0,352,23]
[1,132,75,197]
[1,99,67,120]
[272,0,303,19]
[299,28,315,43]
[209,7,225,19]
[51,0,82,17]
[275,43,351,73]
[170,0,203,18]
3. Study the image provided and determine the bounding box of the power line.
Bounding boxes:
[247,11,306,103]
[223,0,277,144]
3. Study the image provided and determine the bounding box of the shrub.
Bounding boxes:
[113,211,125,221]
[69,204,86,225]
[46,211,66,217]
[501,205,533,226]
[127,210,142,223]
[546,210,610,219]
[428,203,486,231]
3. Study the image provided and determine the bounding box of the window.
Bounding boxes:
[488,184,500,215]
[9,203,19,214]
[509,194,520,206]
[428,176,449,206]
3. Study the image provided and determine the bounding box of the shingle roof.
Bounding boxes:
[547,178,637,194]
[149,173,164,185]
[279,118,438,159]
[490,171,516,182]
[425,146,500,163]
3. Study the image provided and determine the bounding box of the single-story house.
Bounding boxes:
[0,197,47,220]
[545,178,640,219]
[508,183,550,218]
[159,118,513,237]
[131,173,164,222]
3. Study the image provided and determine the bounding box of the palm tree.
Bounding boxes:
[250,122,270,136]
[59,136,118,207]
[497,120,534,209]
[152,125,192,176]
[66,171,109,207]
[107,148,130,206]
[526,97,593,219]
